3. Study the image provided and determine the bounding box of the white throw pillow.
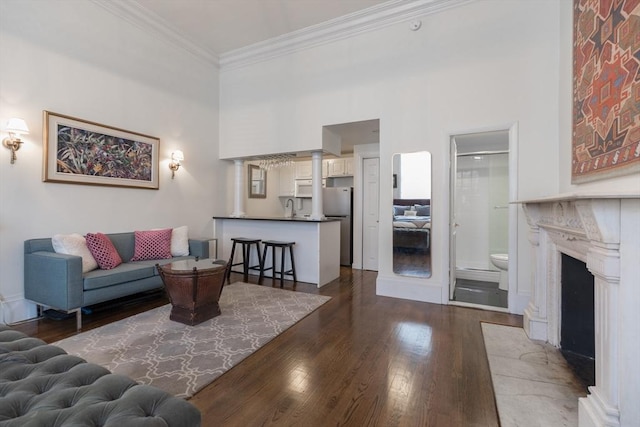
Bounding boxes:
[52,233,98,273]
[171,226,190,256]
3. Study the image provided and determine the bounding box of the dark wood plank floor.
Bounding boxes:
[13,267,522,427]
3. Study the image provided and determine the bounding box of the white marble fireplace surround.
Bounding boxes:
[520,194,639,427]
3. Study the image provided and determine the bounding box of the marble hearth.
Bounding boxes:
[520,194,639,427]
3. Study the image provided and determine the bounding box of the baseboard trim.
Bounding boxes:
[1,297,37,325]
[376,274,443,304]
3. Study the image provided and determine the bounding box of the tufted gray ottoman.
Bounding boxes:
[0,324,201,426]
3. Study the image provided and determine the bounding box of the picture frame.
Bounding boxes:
[43,111,160,189]
[248,164,267,198]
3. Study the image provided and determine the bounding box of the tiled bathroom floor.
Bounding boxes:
[482,323,587,427]
[454,279,507,308]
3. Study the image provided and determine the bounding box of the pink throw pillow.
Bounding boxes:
[130,229,172,261]
[85,233,123,270]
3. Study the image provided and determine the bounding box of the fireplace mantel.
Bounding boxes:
[519,193,639,427]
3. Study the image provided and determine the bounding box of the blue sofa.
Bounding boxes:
[24,232,210,329]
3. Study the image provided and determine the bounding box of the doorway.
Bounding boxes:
[450,128,516,310]
[323,119,380,271]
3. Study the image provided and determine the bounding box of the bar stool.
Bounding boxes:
[227,238,263,284]
[259,240,297,287]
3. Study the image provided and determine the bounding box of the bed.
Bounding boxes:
[392,199,431,252]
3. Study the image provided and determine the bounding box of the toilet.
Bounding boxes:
[490,253,509,291]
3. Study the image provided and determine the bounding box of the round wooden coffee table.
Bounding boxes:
[157,259,227,326]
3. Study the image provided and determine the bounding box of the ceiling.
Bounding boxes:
[325,119,380,155]
[134,0,390,55]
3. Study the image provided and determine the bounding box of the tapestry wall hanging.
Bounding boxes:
[572,0,639,183]
[43,111,160,189]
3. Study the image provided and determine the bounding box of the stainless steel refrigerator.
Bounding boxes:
[323,187,353,266]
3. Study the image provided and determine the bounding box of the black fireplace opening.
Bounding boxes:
[560,253,595,389]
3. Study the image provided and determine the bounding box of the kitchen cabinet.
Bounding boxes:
[294,160,328,179]
[294,161,312,179]
[327,157,354,177]
[213,217,340,287]
[344,157,354,176]
[278,165,295,197]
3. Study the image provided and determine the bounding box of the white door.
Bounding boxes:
[362,157,379,271]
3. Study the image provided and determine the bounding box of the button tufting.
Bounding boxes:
[0,324,200,426]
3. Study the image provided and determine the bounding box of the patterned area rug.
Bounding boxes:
[54,283,330,398]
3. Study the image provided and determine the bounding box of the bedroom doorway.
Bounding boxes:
[449,128,516,310]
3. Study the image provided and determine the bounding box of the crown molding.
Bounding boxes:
[91,0,472,71]
[220,0,473,70]
[90,0,219,67]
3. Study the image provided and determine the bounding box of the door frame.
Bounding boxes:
[448,123,519,311]
[352,143,380,270]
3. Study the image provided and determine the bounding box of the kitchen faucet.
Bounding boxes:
[285,198,295,218]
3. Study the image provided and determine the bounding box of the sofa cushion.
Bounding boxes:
[134,256,193,275]
[86,233,123,270]
[171,226,190,256]
[131,229,172,261]
[52,233,98,273]
[83,263,155,291]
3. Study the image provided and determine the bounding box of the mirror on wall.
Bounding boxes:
[392,151,432,277]
[248,164,267,198]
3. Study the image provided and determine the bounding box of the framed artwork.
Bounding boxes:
[572,0,640,183]
[43,111,160,189]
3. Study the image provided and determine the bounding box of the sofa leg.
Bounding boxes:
[73,309,82,330]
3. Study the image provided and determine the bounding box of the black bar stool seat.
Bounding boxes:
[259,240,297,287]
[227,237,263,284]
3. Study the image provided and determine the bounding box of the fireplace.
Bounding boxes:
[560,254,594,388]
[520,195,640,427]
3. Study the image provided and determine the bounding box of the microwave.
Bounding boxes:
[294,179,326,198]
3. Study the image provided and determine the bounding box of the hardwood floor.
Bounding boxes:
[13,267,522,426]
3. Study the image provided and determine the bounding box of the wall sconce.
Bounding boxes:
[169,150,184,179]
[3,118,30,164]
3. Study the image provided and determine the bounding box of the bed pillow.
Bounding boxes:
[85,233,123,270]
[403,210,417,217]
[130,229,173,261]
[52,233,98,273]
[415,204,430,216]
[171,225,189,256]
[393,205,406,216]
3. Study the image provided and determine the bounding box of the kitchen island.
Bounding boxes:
[212,216,341,287]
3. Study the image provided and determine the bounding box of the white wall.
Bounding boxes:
[219,0,569,310]
[0,0,222,323]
